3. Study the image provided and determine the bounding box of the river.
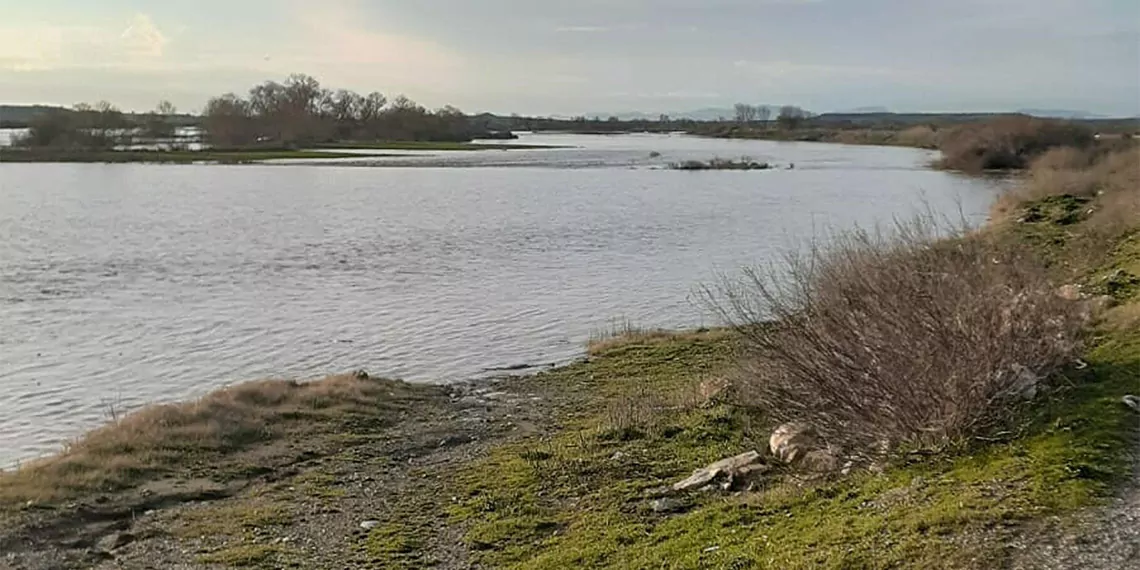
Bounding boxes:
[0,133,1003,466]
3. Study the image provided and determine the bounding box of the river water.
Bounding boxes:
[0,133,1003,465]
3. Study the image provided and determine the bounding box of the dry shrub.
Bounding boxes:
[704,217,1083,453]
[1,374,393,503]
[938,116,1094,171]
[894,125,940,149]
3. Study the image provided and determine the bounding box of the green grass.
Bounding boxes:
[355,281,1138,570]
[313,141,565,151]
[0,148,368,163]
[197,544,294,568]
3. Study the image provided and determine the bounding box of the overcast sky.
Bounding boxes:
[2,0,1137,116]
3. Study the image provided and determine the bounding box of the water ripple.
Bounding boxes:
[0,134,1004,466]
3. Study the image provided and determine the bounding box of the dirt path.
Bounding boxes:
[0,376,566,570]
[1010,419,1140,570]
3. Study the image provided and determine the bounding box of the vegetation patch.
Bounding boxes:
[358,319,1136,569]
[196,543,294,568]
[670,157,772,171]
[0,374,430,506]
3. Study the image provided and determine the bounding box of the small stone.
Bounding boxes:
[673,451,765,492]
[650,498,686,513]
[800,449,840,473]
[697,377,730,405]
[96,532,135,552]
[610,451,627,461]
[769,423,820,464]
[1057,284,1082,301]
[360,520,380,530]
[1123,395,1140,413]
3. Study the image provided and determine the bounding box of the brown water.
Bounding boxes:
[0,133,1003,465]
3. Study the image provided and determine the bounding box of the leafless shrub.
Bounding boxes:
[938,116,1094,171]
[702,215,1084,453]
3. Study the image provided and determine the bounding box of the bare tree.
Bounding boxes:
[155,100,177,116]
[203,93,255,147]
[146,101,178,139]
[756,105,772,127]
[777,105,808,130]
[734,103,758,124]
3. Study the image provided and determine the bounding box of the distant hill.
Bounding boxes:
[836,106,892,114]
[588,107,781,122]
[1017,109,1104,120]
[812,112,1016,126]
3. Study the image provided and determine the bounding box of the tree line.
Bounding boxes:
[201,74,496,147]
[10,72,826,151]
[14,101,184,150]
[733,104,811,129]
[13,74,499,150]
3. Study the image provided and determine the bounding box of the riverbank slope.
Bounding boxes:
[1,147,1137,570]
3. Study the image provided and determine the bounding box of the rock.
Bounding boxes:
[1123,395,1140,413]
[1010,364,1040,400]
[360,521,380,531]
[1080,295,1116,322]
[353,370,370,380]
[96,532,134,552]
[650,497,687,513]
[672,451,766,492]
[840,461,855,476]
[1057,284,1082,301]
[769,423,819,464]
[800,449,840,473]
[610,451,627,461]
[697,377,730,405]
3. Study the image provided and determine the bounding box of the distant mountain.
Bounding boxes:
[1017,109,1104,119]
[836,106,891,114]
[588,106,786,122]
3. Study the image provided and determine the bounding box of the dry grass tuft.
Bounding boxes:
[991,146,1140,234]
[893,125,941,149]
[0,374,397,505]
[704,215,1084,454]
[586,319,720,356]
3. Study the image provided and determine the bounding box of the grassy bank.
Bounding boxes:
[693,125,943,149]
[697,117,1138,173]
[1,148,1137,569]
[0,148,369,164]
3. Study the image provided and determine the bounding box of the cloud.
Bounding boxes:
[276,0,468,96]
[120,14,169,59]
[731,59,899,78]
[0,13,170,72]
[556,26,610,33]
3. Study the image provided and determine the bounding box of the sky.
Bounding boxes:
[1,0,1138,116]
